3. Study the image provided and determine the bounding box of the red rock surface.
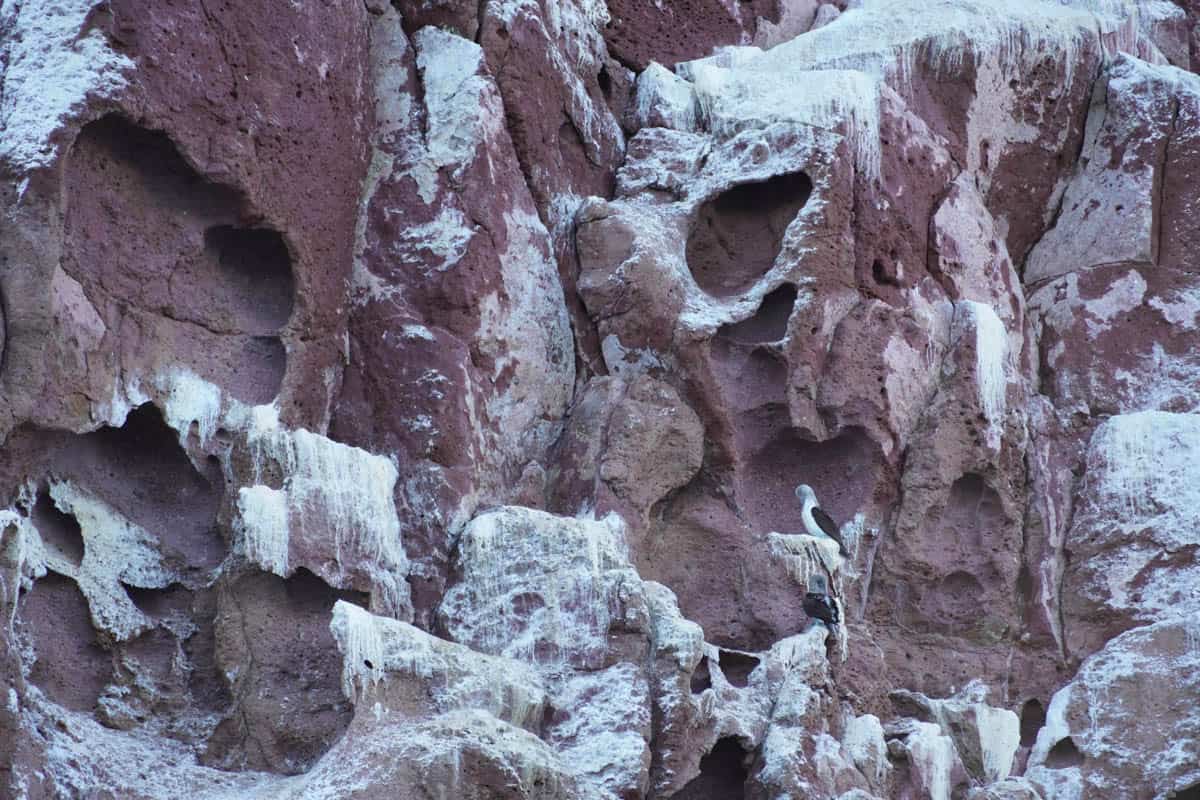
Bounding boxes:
[3,1,1200,798]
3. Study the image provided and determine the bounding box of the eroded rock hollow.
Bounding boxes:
[3,0,1200,798]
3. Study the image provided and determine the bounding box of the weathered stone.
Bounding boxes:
[7,0,1200,796]
[1027,619,1200,799]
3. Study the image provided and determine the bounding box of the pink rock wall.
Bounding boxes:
[3,1,1200,798]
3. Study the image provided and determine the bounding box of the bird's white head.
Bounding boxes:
[795,484,816,504]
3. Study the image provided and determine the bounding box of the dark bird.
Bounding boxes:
[803,592,840,626]
[795,483,849,558]
[802,574,840,627]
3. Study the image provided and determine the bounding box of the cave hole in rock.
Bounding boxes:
[204,568,369,775]
[691,655,713,694]
[717,649,760,688]
[31,486,84,567]
[738,426,881,536]
[202,225,295,334]
[872,258,901,287]
[18,573,110,712]
[598,65,613,98]
[675,737,752,800]
[63,404,227,573]
[1020,698,1046,748]
[125,582,193,620]
[717,284,798,345]
[923,473,1006,567]
[1170,782,1200,800]
[63,114,295,404]
[1045,736,1085,769]
[686,171,812,297]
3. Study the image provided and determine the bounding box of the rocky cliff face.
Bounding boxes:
[2,1,1199,798]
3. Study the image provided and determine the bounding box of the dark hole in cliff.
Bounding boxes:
[1020,698,1046,747]
[598,65,613,98]
[19,573,110,712]
[872,258,901,286]
[64,404,226,574]
[718,649,760,688]
[202,226,295,334]
[691,655,713,693]
[204,568,367,775]
[1170,782,1200,799]
[126,582,192,619]
[67,115,241,216]
[739,426,880,536]
[675,737,751,799]
[717,284,798,344]
[686,172,812,297]
[913,474,1004,623]
[1045,736,1084,769]
[63,114,292,404]
[31,487,84,568]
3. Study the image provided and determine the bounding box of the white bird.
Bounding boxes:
[795,484,848,558]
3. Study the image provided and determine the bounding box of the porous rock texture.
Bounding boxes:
[3,0,1200,798]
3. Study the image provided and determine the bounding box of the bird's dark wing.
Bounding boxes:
[812,506,848,557]
[803,593,839,625]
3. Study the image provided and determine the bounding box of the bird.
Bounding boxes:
[802,574,840,627]
[795,484,849,558]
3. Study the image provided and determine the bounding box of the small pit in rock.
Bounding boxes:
[716,284,798,345]
[717,650,760,688]
[675,737,751,799]
[1170,783,1200,800]
[63,114,295,403]
[687,172,811,298]
[1020,698,1046,748]
[205,568,368,775]
[739,426,881,536]
[19,573,111,713]
[691,656,713,694]
[202,225,295,334]
[31,487,84,568]
[1045,736,1085,769]
[62,404,226,574]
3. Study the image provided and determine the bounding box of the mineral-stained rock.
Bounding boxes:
[602,0,781,71]
[1059,411,1200,661]
[1027,619,1200,799]
[890,681,1020,785]
[8,0,1200,796]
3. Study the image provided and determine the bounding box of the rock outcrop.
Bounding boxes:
[4,0,1200,798]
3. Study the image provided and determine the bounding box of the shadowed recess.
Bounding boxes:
[204,568,369,775]
[62,404,226,573]
[1046,736,1085,769]
[687,172,812,298]
[19,573,110,712]
[739,426,882,536]
[1170,782,1200,800]
[31,486,84,568]
[718,649,760,688]
[63,114,295,403]
[675,737,751,800]
[1020,698,1046,748]
[202,226,295,334]
[716,284,799,345]
[691,655,713,694]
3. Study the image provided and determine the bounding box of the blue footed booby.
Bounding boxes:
[802,573,840,627]
[795,484,848,557]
